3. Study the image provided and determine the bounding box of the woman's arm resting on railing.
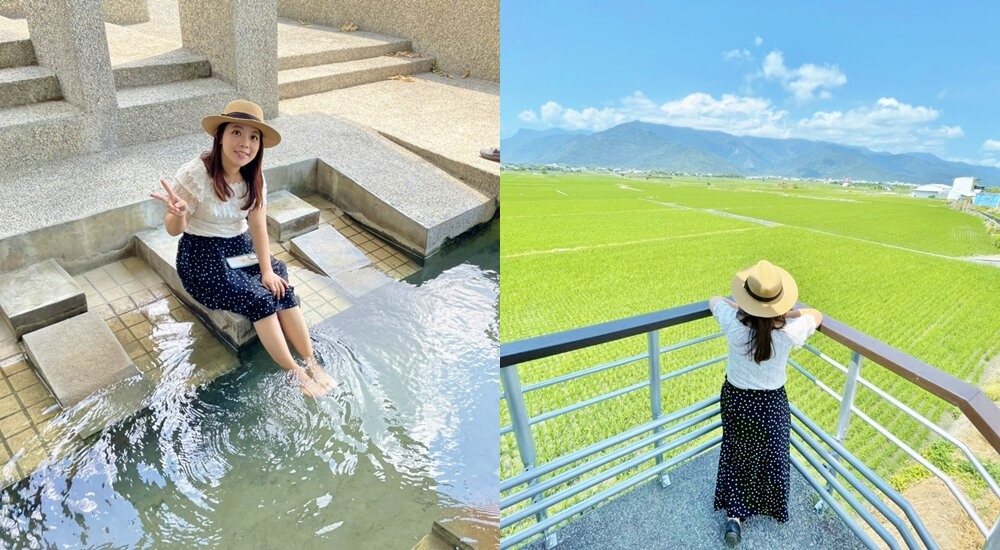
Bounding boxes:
[787,308,823,325]
[709,296,738,311]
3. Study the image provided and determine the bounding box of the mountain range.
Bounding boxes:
[500,122,1000,186]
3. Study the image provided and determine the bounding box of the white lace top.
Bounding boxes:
[171,157,267,238]
[712,302,817,390]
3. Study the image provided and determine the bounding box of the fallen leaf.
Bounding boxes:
[340,22,358,32]
[388,75,415,82]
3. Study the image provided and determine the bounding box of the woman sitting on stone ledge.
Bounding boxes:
[150,99,337,398]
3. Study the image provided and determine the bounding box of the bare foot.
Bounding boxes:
[304,358,338,392]
[292,368,330,397]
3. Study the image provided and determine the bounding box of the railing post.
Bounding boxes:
[501,365,557,549]
[817,350,864,512]
[985,515,999,550]
[648,331,670,488]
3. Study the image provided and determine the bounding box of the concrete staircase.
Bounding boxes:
[277,19,434,99]
[0,16,89,168]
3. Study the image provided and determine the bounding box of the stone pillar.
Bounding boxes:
[178,0,278,117]
[27,0,117,148]
[102,0,150,25]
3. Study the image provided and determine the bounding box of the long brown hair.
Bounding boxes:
[200,122,265,211]
[737,310,786,364]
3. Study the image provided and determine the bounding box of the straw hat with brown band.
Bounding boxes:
[200,99,282,148]
[730,260,799,318]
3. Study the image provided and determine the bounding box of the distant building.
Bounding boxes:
[948,176,979,201]
[912,184,950,199]
[974,193,1000,208]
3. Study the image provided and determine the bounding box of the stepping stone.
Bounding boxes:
[290,224,371,276]
[134,229,255,349]
[266,190,319,241]
[22,310,140,408]
[0,259,86,338]
[291,225,372,277]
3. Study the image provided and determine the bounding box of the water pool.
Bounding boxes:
[0,223,499,548]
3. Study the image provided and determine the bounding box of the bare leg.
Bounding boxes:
[276,307,337,390]
[254,313,328,397]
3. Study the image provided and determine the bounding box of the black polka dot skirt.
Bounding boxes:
[176,231,297,323]
[713,380,790,522]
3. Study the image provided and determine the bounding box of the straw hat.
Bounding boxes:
[201,99,282,148]
[730,260,798,318]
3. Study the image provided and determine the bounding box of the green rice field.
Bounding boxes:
[500,172,1000,535]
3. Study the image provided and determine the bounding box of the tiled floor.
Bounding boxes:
[0,193,423,488]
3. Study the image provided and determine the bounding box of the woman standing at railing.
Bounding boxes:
[708,260,823,546]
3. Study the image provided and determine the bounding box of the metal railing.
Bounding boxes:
[500,300,1000,549]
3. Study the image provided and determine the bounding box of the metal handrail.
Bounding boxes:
[500,300,1000,549]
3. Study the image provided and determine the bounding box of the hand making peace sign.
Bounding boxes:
[150,179,188,217]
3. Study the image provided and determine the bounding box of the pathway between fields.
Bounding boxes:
[642,198,981,264]
[501,227,765,259]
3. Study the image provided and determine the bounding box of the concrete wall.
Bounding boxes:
[0,0,24,18]
[277,0,498,82]
[102,0,150,25]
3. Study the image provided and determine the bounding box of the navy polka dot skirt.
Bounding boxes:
[176,231,297,323]
[713,380,790,522]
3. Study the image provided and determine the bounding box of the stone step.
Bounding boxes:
[21,310,141,409]
[0,38,35,70]
[289,225,394,299]
[113,49,212,89]
[266,190,320,242]
[134,228,256,350]
[0,65,62,108]
[114,77,235,148]
[411,533,453,550]
[0,259,86,338]
[289,224,371,276]
[278,55,434,99]
[0,100,88,171]
[277,20,412,70]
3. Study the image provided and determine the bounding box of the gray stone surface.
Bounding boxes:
[0,0,25,18]
[0,259,86,338]
[0,38,35,70]
[289,224,370,276]
[266,190,319,241]
[113,77,234,146]
[0,100,89,171]
[0,65,62,108]
[277,21,410,70]
[134,228,256,349]
[27,0,117,148]
[281,73,499,199]
[278,54,433,98]
[112,48,210,89]
[520,448,868,550]
[178,0,278,116]
[0,112,492,270]
[102,0,150,25]
[276,0,498,81]
[21,310,139,408]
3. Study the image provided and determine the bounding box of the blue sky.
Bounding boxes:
[501,1,1000,166]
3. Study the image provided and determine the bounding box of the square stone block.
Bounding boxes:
[0,259,86,338]
[266,190,320,241]
[22,310,140,408]
[290,224,371,277]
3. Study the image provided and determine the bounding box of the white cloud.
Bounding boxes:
[979,158,1000,167]
[982,139,1000,151]
[518,110,538,123]
[754,35,763,47]
[760,50,846,103]
[523,93,962,154]
[723,48,752,62]
[538,100,627,131]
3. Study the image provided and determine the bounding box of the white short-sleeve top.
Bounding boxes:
[712,302,817,390]
[170,157,267,238]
